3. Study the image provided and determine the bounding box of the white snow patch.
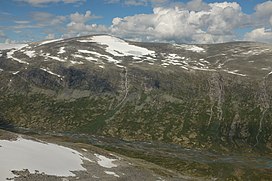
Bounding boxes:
[223,70,247,77]
[77,40,93,43]
[174,44,205,53]
[191,66,216,72]
[186,46,205,53]
[181,66,189,70]
[45,55,66,62]
[85,56,98,62]
[7,49,29,64]
[78,49,94,54]
[39,38,63,46]
[12,71,20,75]
[95,154,117,168]
[132,56,142,60]
[92,175,100,179]
[24,50,36,58]
[0,43,27,50]
[0,137,91,180]
[0,68,3,71]
[99,65,105,69]
[40,68,63,78]
[104,171,119,178]
[87,35,155,57]
[78,50,120,64]
[72,54,84,59]
[70,60,84,64]
[58,47,65,54]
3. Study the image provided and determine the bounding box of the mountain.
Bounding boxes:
[0,34,272,180]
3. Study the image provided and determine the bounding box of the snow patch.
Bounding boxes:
[95,154,117,168]
[58,47,65,54]
[223,70,247,77]
[24,50,36,58]
[39,38,63,46]
[12,71,20,75]
[7,49,29,64]
[78,49,93,54]
[40,68,63,78]
[174,44,205,53]
[70,60,84,64]
[77,49,120,64]
[104,171,119,178]
[0,137,91,180]
[81,35,155,57]
[268,71,272,76]
[43,54,66,62]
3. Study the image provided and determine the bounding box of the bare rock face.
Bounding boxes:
[0,35,272,153]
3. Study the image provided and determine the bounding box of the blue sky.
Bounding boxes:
[0,0,271,44]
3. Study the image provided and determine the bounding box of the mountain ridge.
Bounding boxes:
[0,34,272,154]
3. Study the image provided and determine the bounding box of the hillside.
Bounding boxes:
[1,35,272,150]
[0,34,272,179]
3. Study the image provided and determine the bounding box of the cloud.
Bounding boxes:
[4,39,18,44]
[45,33,55,39]
[30,12,66,26]
[254,0,272,18]
[7,0,272,44]
[252,0,272,27]
[66,11,107,37]
[14,20,31,24]
[15,0,85,6]
[105,0,170,6]
[244,28,272,43]
[110,1,248,43]
[70,11,101,24]
[185,0,210,11]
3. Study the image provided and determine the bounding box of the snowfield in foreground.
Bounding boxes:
[0,136,91,180]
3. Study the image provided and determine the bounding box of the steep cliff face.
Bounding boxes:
[0,35,272,153]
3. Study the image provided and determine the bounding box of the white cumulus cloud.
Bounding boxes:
[105,0,170,6]
[110,1,247,43]
[15,0,85,6]
[66,11,108,37]
[244,28,272,43]
[253,0,272,27]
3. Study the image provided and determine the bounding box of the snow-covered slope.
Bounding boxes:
[0,136,91,180]
[1,35,271,79]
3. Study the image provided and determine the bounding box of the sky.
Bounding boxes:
[0,0,271,44]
